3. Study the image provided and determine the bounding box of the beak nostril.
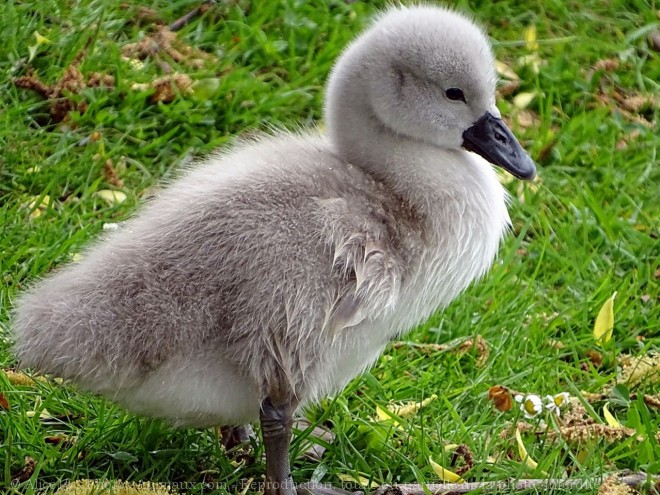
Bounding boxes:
[494,130,508,144]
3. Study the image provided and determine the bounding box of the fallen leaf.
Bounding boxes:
[594,292,617,344]
[513,91,537,109]
[45,434,78,447]
[0,393,10,410]
[376,394,437,427]
[24,194,53,219]
[602,403,621,428]
[3,369,49,386]
[429,456,465,483]
[11,456,35,484]
[26,407,54,420]
[336,473,377,489]
[523,25,539,51]
[515,428,539,471]
[513,109,541,129]
[96,189,127,205]
[497,79,521,97]
[495,60,519,81]
[586,349,603,367]
[488,385,514,412]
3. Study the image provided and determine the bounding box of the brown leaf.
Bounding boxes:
[497,80,521,98]
[0,392,10,410]
[11,457,35,484]
[586,349,603,367]
[488,385,514,412]
[512,109,540,130]
[45,435,78,448]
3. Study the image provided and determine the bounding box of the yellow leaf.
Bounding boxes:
[376,394,437,427]
[513,92,537,109]
[336,473,378,489]
[515,428,538,470]
[603,403,621,428]
[388,394,437,418]
[495,60,520,81]
[429,457,465,483]
[26,407,54,420]
[24,194,53,219]
[34,31,52,45]
[524,25,539,51]
[95,189,127,205]
[375,405,392,423]
[238,477,253,495]
[594,292,617,343]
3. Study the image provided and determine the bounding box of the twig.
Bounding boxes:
[169,0,215,31]
[371,472,656,495]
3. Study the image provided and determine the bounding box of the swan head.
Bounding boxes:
[326,5,536,180]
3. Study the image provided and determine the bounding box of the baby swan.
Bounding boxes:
[13,5,535,495]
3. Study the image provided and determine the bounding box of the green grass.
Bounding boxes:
[1,0,659,493]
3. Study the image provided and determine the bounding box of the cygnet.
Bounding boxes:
[13,5,536,494]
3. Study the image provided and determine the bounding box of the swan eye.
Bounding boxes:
[445,88,466,103]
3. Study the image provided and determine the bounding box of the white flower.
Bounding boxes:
[516,394,543,418]
[544,392,570,417]
[552,392,570,408]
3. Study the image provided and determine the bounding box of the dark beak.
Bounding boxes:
[462,112,536,180]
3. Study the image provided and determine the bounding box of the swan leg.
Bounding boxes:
[260,397,296,495]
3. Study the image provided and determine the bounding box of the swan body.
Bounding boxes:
[13,5,535,493]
